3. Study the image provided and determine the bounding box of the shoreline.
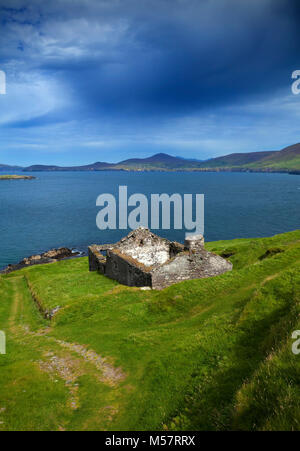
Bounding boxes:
[0,247,86,275]
[20,168,300,175]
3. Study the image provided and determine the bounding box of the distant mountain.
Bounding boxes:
[24,162,112,172]
[23,153,203,172]
[176,156,204,162]
[0,164,23,171]
[24,165,62,172]
[115,153,201,169]
[12,144,300,174]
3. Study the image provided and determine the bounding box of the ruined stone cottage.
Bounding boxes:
[88,228,232,290]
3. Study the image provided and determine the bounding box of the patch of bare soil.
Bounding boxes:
[56,340,125,386]
[38,352,83,410]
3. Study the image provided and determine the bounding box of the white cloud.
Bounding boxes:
[0,71,70,126]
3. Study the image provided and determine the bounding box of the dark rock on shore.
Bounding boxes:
[1,247,80,274]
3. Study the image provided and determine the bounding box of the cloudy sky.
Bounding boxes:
[0,0,300,165]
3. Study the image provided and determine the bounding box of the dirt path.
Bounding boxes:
[8,276,22,333]
[4,276,125,427]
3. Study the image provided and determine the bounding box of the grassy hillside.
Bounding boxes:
[198,144,300,172]
[252,143,300,170]
[198,151,277,168]
[0,231,299,431]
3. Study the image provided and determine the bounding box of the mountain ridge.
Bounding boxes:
[3,143,300,173]
[0,164,24,171]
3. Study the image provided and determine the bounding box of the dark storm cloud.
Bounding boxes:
[54,0,300,117]
[1,0,300,164]
[1,0,300,121]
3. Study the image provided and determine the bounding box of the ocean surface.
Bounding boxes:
[0,171,299,269]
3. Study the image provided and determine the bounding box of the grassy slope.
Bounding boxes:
[200,144,300,171]
[0,230,299,431]
[252,143,300,170]
[197,151,277,169]
[256,156,300,170]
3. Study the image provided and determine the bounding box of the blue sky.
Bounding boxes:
[0,0,300,166]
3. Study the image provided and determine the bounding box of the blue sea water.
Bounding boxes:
[0,171,299,269]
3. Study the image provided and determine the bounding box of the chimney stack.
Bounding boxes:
[184,234,204,257]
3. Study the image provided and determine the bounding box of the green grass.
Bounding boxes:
[261,157,300,170]
[247,156,300,171]
[0,230,299,430]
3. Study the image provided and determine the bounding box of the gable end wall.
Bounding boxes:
[105,250,152,287]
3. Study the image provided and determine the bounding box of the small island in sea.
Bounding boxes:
[0,174,36,180]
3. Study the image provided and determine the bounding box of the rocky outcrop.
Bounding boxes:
[1,248,79,274]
